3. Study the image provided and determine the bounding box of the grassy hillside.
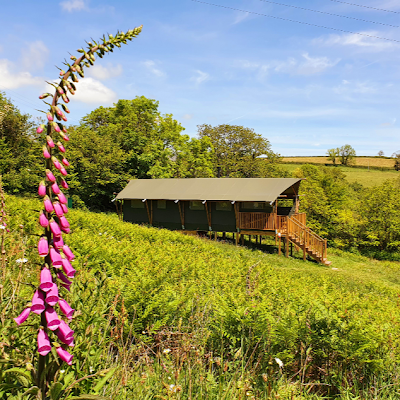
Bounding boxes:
[2,196,400,399]
[283,156,395,169]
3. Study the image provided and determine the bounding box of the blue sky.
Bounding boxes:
[1,0,399,156]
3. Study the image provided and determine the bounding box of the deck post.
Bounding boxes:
[324,239,327,260]
[278,234,281,255]
[241,234,244,245]
[235,233,239,246]
[285,235,289,258]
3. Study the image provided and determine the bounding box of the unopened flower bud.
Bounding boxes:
[46,136,55,148]
[61,94,70,103]
[52,156,61,170]
[43,146,51,159]
[37,124,45,134]
[39,93,52,100]
[56,86,64,95]
[57,142,66,153]
[61,104,70,114]
[62,158,70,167]
[52,122,61,133]
[47,113,54,122]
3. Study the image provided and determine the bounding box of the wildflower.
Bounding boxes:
[38,329,51,356]
[46,136,55,148]
[163,348,171,354]
[42,146,51,159]
[45,306,61,331]
[58,192,67,204]
[47,113,53,122]
[39,212,49,228]
[49,219,62,237]
[39,267,54,292]
[16,258,28,263]
[58,320,74,341]
[45,283,59,306]
[61,257,76,278]
[60,167,68,177]
[14,307,31,325]
[38,181,46,197]
[37,124,45,133]
[57,271,71,291]
[62,245,74,260]
[62,158,70,167]
[31,290,45,314]
[52,182,61,195]
[52,157,61,170]
[59,216,70,229]
[59,298,74,320]
[275,358,284,368]
[49,246,63,267]
[56,329,74,347]
[53,202,64,217]
[57,142,66,153]
[44,196,54,213]
[53,235,64,250]
[56,347,73,365]
[38,237,49,257]
[61,203,68,214]
[61,179,68,189]
[52,121,61,133]
[46,169,56,182]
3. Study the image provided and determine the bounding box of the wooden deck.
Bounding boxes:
[238,212,306,231]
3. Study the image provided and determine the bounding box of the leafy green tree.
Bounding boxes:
[0,92,43,194]
[197,124,281,177]
[326,147,339,165]
[392,151,400,171]
[339,144,356,166]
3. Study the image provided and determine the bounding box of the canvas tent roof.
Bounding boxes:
[116,178,302,202]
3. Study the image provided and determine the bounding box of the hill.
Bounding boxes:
[2,196,400,399]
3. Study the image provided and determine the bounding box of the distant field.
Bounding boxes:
[281,163,400,187]
[283,156,395,169]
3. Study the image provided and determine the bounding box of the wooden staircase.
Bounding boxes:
[282,216,331,266]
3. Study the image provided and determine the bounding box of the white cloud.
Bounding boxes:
[333,80,376,95]
[142,60,165,77]
[88,63,123,80]
[297,53,340,75]
[71,77,117,104]
[0,59,43,89]
[314,32,398,51]
[182,114,193,120]
[233,12,250,24]
[191,70,210,85]
[21,41,49,70]
[60,0,86,12]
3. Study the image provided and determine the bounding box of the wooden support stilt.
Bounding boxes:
[214,232,217,241]
[223,232,226,240]
[235,233,239,246]
[290,241,293,257]
[285,236,289,258]
[241,234,244,245]
[278,234,281,255]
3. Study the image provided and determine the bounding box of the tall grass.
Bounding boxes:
[2,195,400,398]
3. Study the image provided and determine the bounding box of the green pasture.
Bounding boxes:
[281,163,400,187]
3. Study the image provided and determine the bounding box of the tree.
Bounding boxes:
[378,150,384,157]
[339,144,356,166]
[392,151,400,171]
[197,124,281,177]
[326,148,339,165]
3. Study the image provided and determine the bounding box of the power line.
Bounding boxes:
[329,0,400,14]
[191,0,400,43]
[258,0,399,28]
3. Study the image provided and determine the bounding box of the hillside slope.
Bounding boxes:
[3,196,400,399]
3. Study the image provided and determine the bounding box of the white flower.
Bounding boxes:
[275,357,284,368]
[16,258,28,263]
[163,348,171,354]
[60,369,65,374]
[169,384,177,392]
[89,366,94,373]
[0,225,5,230]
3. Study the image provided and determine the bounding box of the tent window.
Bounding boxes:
[216,202,232,211]
[131,199,144,208]
[241,202,266,210]
[157,200,166,209]
[189,201,205,210]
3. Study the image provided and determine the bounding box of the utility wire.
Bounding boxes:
[191,0,400,43]
[329,0,400,14]
[258,0,399,28]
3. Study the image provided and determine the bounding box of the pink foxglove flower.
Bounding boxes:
[52,122,61,133]
[44,196,54,213]
[14,307,31,325]
[46,169,56,182]
[56,330,74,347]
[52,182,60,195]
[52,156,61,170]
[61,179,68,189]
[59,216,70,229]
[58,192,67,204]
[53,234,64,250]
[45,306,61,331]
[53,202,64,217]
[58,320,74,341]
[57,271,71,291]
[46,136,55,148]
[38,181,46,197]
[60,132,70,141]
[45,283,59,306]
[56,346,73,365]
[31,290,45,314]
[37,124,45,133]
[49,219,61,237]
[49,246,62,267]
[39,212,49,227]
[61,227,71,234]
[38,329,52,356]
[62,245,74,260]
[61,158,70,167]
[42,146,51,159]
[47,112,53,122]
[59,299,74,320]
[57,142,66,153]
[61,257,75,278]
[38,237,49,257]
[40,267,53,292]
[60,167,68,177]
[62,115,68,122]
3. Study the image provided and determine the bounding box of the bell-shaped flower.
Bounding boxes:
[61,256,75,278]
[58,192,67,205]
[56,346,73,365]
[38,329,51,356]
[52,156,61,170]
[53,234,64,250]
[46,136,55,148]
[57,142,66,153]
[58,320,74,341]
[37,124,45,133]
[51,182,60,195]
[49,219,61,237]
[46,112,54,122]
[59,216,70,229]
[49,246,62,267]
[45,306,61,331]
[57,271,71,291]
[62,245,74,261]
[46,169,56,182]
[43,146,51,159]
[14,307,31,325]
[61,158,70,167]
[40,267,53,292]
[56,328,74,346]
[39,212,49,228]
[38,237,49,257]
[45,283,59,306]
[61,227,71,234]
[61,203,68,214]
[61,179,68,190]
[44,196,54,213]
[31,290,45,314]
[59,298,75,320]
[60,167,68,177]
[38,181,46,197]
[53,202,63,217]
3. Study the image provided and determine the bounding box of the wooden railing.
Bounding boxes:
[238,212,306,231]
